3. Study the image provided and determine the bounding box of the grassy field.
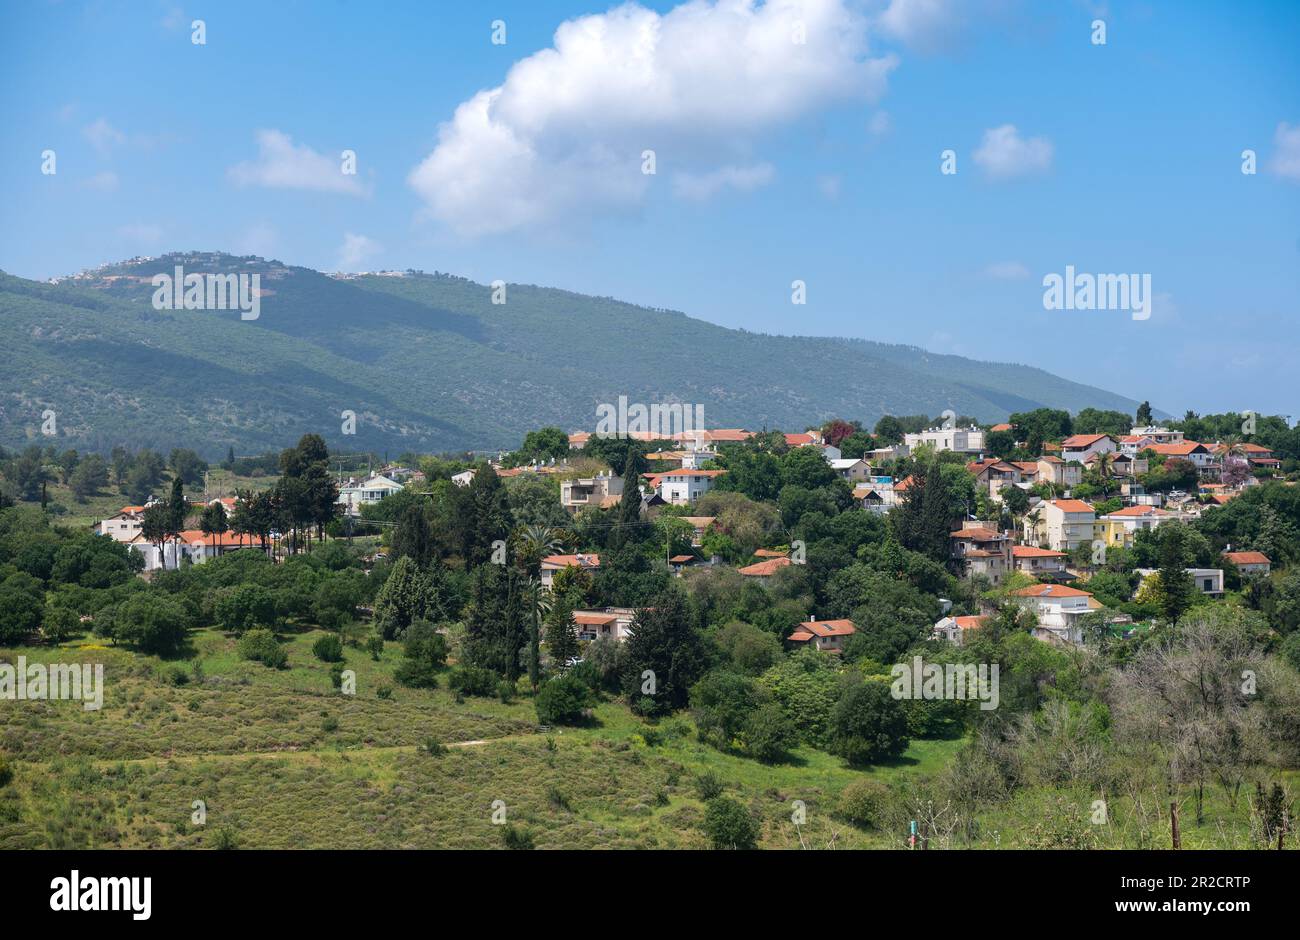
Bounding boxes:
[1,625,969,849]
[3,625,1291,849]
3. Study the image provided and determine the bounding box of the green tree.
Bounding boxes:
[829,681,910,766]
[534,674,591,724]
[702,796,760,849]
[621,590,707,715]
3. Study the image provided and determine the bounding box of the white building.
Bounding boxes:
[1012,584,1098,646]
[904,426,986,454]
[337,474,405,516]
[656,469,726,506]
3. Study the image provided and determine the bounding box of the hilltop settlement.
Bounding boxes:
[2,403,1300,849]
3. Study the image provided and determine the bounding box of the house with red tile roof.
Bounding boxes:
[787,617,856,653]
[541,553,601,589]
[569,607,637,642]
[1010,544,1069,577]
[1011,583,1098,645]
[1023,499,1096,552]
[738,556,793,583]
[1223,550,1271,576]
[950,526,1012,584]
[932,614,989,646]
[1060,433,1117,463]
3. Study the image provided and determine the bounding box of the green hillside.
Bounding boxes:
[0,252,1141,458]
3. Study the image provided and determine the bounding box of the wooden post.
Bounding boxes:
[1170,801,1181,849]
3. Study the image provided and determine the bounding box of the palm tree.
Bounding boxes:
[515,525,565,690]
[1094,451,1116,497]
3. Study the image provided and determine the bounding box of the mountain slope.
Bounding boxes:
[0,252,1141,457]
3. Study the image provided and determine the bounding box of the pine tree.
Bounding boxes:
[546,595,579,666]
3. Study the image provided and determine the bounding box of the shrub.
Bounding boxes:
[394,622,447,689]
[447,664,497,697]
[329,662,346,689]
[534,674,591,725]
[501,825,535,850]
[546,785,571,811]
[424,737,447,756]
[211,826,240,850]
[376,684,393,699]
[237,628,287,669]
[321,716,339,733]
[836,778,890,828]
[497,679,516,703]
[694,771,724,802]
[366,636,385,661]
[0,754,12,788]
[743,703,798,763]
[829,681,910,766]
[702,796,760,850]
[312,633,344,662]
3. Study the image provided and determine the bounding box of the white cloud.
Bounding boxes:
[228,130,367,195]
[984,260,1029,280]
[1267,121,1300,181]
[867,110,892,137]
[83,118,125,155]
[408,0,895,235]
[673,163,776,201]
[972,124,1053,180]
[877,0,964,51]
[337,233,383,271]
[82,171,119,192]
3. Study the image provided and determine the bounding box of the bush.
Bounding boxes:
[237,628,287,669]
[312,633,344,662]
[447,664,497,697]
[0,754,12,788]
[702,796,760,849]
[743,703,798,763]
[424,737,447,756]
[836,778,889,828]
[694,771,724,802]
[829,681,910,766]
[501,825,535,850]
[321,716,339,733]
[329,662,346,689]
[394,622,447,689]
[534,674,591,725]
[497,679,516,703]
[366,636,385,661]
[376,684,393,699]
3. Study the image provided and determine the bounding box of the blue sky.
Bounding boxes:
[2,0,1298,418]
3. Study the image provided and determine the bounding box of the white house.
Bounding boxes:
[904,426,986,454]
[1023,499,1096,551]
[1136,567,1225,596]
[1010,545,1069,578]
[570,607,636,642]
[337,474,405,516]
[1012,584,1098,646]
[1223,550,1271,577]
[932,614,989,646]
[829,457,870,483]
[787,617,856,653]
[96,506,149,543]
[656,469,726,506]
[540,553,601,589]
[560,472,623,512]
[1059,433,1117,463]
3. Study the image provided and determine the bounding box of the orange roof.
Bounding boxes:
[1011,545,1066,557]
[1148,441,1206,456]
[799,618,856,637]
[573,611,618,625]
[753,548,788,558]
[1224,551,1270,565]
[952,615,989,630]
[669,554,696,563]
[662,469,727,479]
[951,526,1003,540]
[990,423,1013,432]
[541,553,601,570]
[1103,505,1167,517]
[1052,499,1094,513]
[784,433,815,446]
[1062,434,1112,448]
[179,529,260,548]
[894,475,915,491]
[738,557,793,577]
[1208,494,1234,504]
[1013,584,1092,599]
[787,630,815,642]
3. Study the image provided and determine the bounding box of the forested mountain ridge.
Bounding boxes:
[0,252,1142,457]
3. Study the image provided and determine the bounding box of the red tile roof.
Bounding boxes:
[738,557,793,577]
[542,553,601,570]
[1013,584,1093,599]
[1062,434,1112,448]
[1224,551,1270,566]
[1052,499,1094,513]
[798,618,856,637]
[1011,545,1066,557]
